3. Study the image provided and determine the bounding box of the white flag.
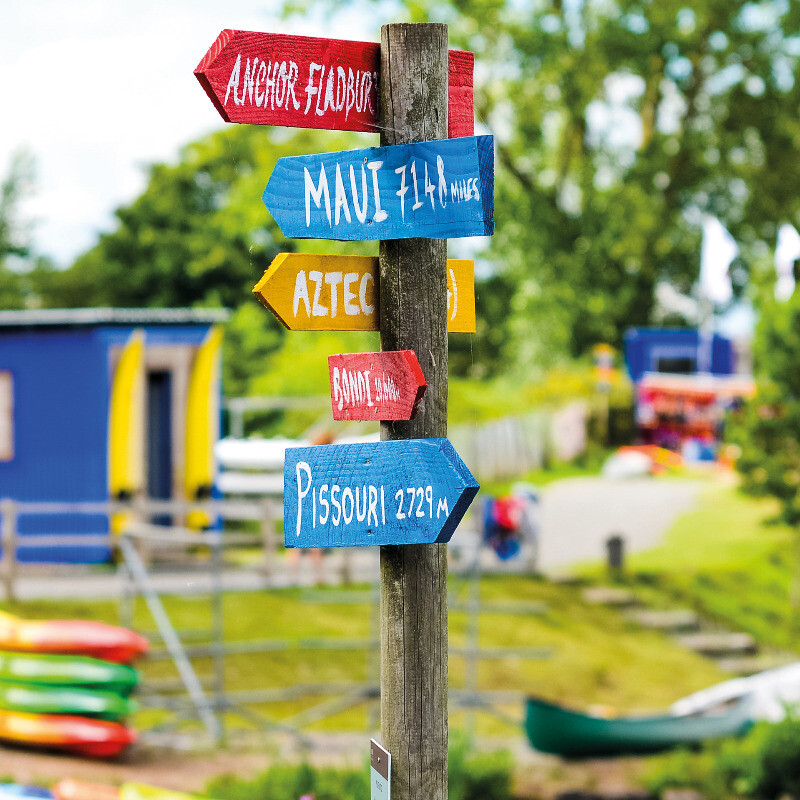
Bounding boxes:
[774,223,800,302]
[700,216,737,305]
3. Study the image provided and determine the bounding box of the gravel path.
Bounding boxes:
[537,476,703,571]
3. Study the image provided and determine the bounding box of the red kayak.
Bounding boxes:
[0,612,148,664]
[0,709,136,758]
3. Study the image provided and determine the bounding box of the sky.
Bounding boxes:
[1,0,377,268]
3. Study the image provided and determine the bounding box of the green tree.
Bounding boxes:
[0,150,36,309]
[48,124,376,400]
[731,295,800,631]
[287,0,800,373]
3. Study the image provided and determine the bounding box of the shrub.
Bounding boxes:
[645,714,800,800]
[208,736,514,800]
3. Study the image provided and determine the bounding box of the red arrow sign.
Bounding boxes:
[328,350,426,421]
[195,30,474,138]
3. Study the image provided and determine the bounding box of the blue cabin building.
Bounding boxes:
[0,308,228,563]
[623,328,735,383]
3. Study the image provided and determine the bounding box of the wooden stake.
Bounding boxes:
[379,22,449,800]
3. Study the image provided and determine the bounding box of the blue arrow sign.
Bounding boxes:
[283,438,479,548]
[263,135,494,241]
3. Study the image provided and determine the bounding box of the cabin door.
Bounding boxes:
[147,370,173,523]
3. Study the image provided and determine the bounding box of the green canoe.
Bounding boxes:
[0,681,136,721]
[0,651,139,696]
[525,695,753,758]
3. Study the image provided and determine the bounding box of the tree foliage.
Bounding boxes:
[288,0,800,371]
[0,150,37,309]
[39,125,377,397]
[731,295,800,526]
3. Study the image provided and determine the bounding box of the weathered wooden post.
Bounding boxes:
[379,23,450,800]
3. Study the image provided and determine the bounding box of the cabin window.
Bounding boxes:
[0,371,12,461]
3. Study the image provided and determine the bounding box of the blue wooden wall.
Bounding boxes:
[0,324,212,563]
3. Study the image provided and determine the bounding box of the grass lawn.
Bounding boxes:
[3,574,725,738]
[585,477,800,653]
[9,474,789,742]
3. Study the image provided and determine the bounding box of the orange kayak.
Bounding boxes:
[0,709,136,758]
[0,612,148,664]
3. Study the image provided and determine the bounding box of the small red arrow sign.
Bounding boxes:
[328,350,426,421]
[195,30,474,137]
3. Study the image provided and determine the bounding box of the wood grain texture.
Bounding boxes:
[378,22,452,800]
[252,253,475,332]
[282,438,478,547]
[328,350,426,421]
[194,30,474,136]
[262,135,494,241]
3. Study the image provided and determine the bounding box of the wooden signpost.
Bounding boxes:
[261,135,494,241]
[283,439,478,548]
[194,30,474,138]
[197,21,491,800]
[328,350,426,421]
[252,254,475,333]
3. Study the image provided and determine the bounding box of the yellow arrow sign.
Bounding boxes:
[253,254,475,333]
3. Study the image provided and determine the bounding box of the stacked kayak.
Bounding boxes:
[0,611,148,663]
[0,611,147,758]
[0,782,220,800]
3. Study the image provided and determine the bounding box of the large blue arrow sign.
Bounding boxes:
[263,135,494,241]
[283,438,479,548]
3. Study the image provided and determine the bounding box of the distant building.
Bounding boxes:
[623,328,736,383]
[0,308,228,563]
[623,328,754,459]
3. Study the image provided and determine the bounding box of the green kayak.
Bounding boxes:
[0,651,139,696]
[0,681,136,721]
[525,695,753,758]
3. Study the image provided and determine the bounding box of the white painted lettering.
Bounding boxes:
[367,161,387,222]
[368,485,378,526]
[345,68,356,120]
[304,165,332,227]
[424,162,435,209]
[275,61,287,108]
[323,65,336,114]
[350,165,368,223]
[331,484,342,525]
[304,63,322,115]
[395,164,409,222]
[360,273,375,315]
[344,272,359,315]
[355,486,367,522]
[325,271,343,317]
[243,58,256,105]
[293,271,311,318]
[334,164,352,225]
[286,61,300,110]
[333,367,342,410]
[224,53,242,106]
[309,270,328,316]
[335,67,347,111]
[437,155,447,207]
[411,161,423,210]
[364,370,373,407]
[319,484,329,524]
[342,487,354,524]
[315,65,326,116]
[295,461,312,536]
[255,61,266,107]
